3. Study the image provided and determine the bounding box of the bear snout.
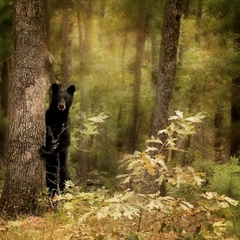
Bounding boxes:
[58,99,66,111]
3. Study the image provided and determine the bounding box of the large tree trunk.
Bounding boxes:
[0,0,50,218]
[127,9,147,153]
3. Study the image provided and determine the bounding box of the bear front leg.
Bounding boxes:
[39,146,52,157]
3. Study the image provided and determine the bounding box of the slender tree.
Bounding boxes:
[151,0,182,155]
[61,5,72,88]
[0,0,51,217]
[207,0,240,160]
[127,5,148,153]
[76,0,93,184]
[150,0,182,196]
[0,2,12,164]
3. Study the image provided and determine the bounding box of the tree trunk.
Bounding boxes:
[0,57,12,166]
[151,31,158,86]
[230,77,240,159]
[151,0,182,155]
[43,0,55,84]
[117,36,128,151]
[0,4,13,166]
[150,0,182,196]
[76,1,93,184]
[61,7,72,88]
[214,106,228,163]
[127,9,147,153]
[195,0,203,46]
[0,0,50,218]
[98,0,106,47]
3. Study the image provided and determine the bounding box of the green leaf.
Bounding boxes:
[88,112,108,123]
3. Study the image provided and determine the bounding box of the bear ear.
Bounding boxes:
[51,83,59,93]
[67,85,75,95]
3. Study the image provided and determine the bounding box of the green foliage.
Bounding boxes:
[0,112,239,239]
[49,112,238,239]
[209,158,240,199]
[76,112,108,139]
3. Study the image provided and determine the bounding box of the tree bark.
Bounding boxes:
[151,0,182,154]
[0,0,50,218]
[150,0,182,196]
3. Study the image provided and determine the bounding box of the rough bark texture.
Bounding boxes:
[150,0,182,196]
[0,0,50,218]
[151,0,182,146]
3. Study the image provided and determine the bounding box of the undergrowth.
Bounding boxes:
[0,111,239,240]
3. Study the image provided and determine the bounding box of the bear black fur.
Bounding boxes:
[40,83,75,196]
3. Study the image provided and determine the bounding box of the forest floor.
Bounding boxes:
[0,213,179,240]
[0,208,238,240]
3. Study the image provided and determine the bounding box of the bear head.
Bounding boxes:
[50,83,75,112]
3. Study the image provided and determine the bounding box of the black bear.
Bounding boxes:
[40,83,75,196]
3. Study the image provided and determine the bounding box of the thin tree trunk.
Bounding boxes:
[61,7,72,88]
[230,77,240,159]
[44,0,55,84]
[0,0,51,217]
[229,18,240,161]
[151,0,182,152]
[214,106,228,163]
[76,1,93,184]
[117,36,128,151]
[195,0,203,46]
[0,57,12,165]
[151,32,158,86]
[0,5,13,165]
[98,0,106,47]
[127,10,147,153]
[150,0,182,196]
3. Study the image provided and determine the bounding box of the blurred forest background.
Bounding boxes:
[3,0,237,180]
[1,0,240,238]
